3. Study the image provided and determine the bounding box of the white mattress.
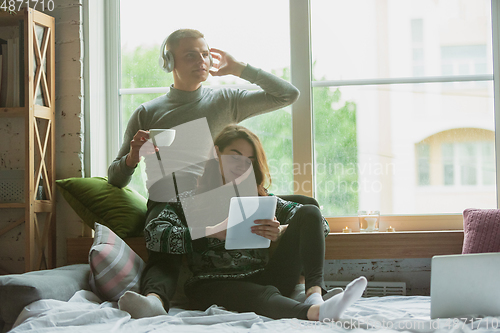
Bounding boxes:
[9,290,500,332]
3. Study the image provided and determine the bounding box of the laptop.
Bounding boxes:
[430,252,500,319]
[225,196,277,250]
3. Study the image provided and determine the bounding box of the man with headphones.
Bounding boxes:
[108,29,300,319]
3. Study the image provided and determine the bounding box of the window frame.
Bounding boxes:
[83,0,121,177]
[85,0,500,233]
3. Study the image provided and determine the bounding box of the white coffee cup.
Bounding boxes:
[149,129,176,147]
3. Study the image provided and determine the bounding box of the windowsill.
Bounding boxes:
[66,230,465,264]
[325,230,464,260]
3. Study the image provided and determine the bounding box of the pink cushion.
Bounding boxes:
[89,223,145,301]
[462,208,500,254]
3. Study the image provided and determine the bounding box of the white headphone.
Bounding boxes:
[158,37,175,73]
[158,37,214,73]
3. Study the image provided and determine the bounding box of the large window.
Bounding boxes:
[112,0,498,222]
[311,0,495,216]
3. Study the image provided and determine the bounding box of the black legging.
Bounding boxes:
[140,196,324,314]
[184,204,327,320]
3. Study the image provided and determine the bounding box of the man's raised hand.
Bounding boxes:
[209,48,247,77]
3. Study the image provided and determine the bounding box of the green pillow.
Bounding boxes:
[56,177,147,238]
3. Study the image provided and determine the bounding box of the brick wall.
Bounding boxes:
[51,0,85,268]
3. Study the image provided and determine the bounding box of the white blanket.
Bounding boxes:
[10,290,500,332]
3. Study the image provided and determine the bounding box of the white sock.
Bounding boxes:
[323,287,344,301]
[318,276,367,321]
[118,291,168,319]
[304,292,324,305]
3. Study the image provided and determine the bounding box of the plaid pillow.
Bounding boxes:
[89,223,145,301]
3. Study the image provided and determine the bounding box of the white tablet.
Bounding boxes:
[225,196,277,250]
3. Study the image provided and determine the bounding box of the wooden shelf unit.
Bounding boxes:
[0,8,56,272]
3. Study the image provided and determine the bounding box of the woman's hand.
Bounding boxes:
[209,48,247,77]
[205,218,228,241]
[251,217,287,242]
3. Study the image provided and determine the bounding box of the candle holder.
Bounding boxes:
[386,226,396,232]
[358,210,380,232]
[342,226,352,233]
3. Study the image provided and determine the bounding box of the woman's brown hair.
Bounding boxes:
[199,125,271,196]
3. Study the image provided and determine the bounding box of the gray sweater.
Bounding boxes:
[108,64,299,189]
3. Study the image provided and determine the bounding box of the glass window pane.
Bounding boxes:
[120,0,290,86]
[313,82,496,215]
[311,0,492,81]
[313,87,358,216]
[119,0,292,195]
[120,93,163,198]
[240,109,293,195]
[121,47,174,89]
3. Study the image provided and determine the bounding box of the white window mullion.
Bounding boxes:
[105,0,122,168]
[493,0,500,208]
[312,74,493,88]
[289,0,314,197]
[83,0,110,177]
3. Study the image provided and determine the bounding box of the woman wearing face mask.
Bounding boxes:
[182,124,368,322]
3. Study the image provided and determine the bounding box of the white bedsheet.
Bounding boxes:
[9,290,500,332]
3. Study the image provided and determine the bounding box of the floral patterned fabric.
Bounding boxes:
[144,202,192,254]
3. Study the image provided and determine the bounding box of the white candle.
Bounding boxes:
[342,226,352,233]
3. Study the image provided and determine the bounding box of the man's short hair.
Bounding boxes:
[166,29,205,51]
